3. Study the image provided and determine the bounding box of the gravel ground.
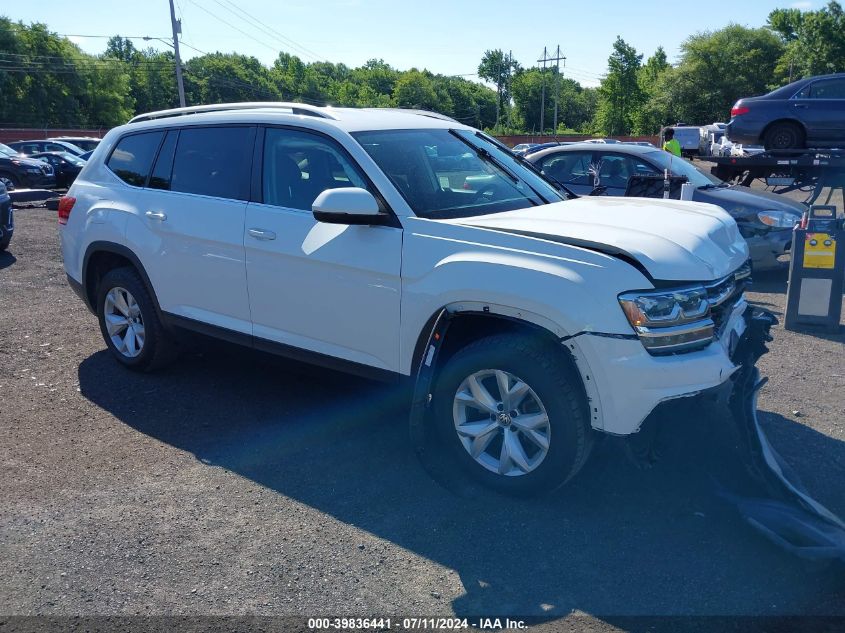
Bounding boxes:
[0,202,843,629]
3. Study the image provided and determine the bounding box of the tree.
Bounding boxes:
[664,25,784,124]
[593,37,643,135]
[392,69,440,111]
[633,46,672,134]
[769,2,845,78]
[477,49,520,128]
[187,53,280,104]
[0,19,133,126]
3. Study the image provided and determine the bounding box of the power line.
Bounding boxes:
[187,0,290,57]
[214,0,325,61]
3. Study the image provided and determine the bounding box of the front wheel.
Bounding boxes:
[433,334,594,495]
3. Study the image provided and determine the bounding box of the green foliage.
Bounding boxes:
[0,20,500,129]
[0,18,134,126]
[769,1,845,77]
[665,25,784,125]
[593,37,644,135]
[510,69,595,134]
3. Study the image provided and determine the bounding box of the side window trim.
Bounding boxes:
[256,124,394,217]
[147,129,179,190]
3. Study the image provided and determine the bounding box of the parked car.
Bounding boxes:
[61,102,755,494]
[47,136,101,152]
[0,180,12,251]
[0,143,56,190]
[582,138,621,144]
[526,142,804,270]
[624,141,656,147]
[31,151,86,188]
[512,143,539,154]
[8,139,86,157]
[727,73,845,150]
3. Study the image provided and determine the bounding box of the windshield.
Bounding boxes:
[644,150,723,187]
[57,152,85,165]
[352,128,564,219]
[0,143,17,157]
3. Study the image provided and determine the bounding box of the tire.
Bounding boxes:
[764,122,804,151]
[432,333,594,495]
[0,233,11,251]
[96,267,177,371]
[0,173,18,191]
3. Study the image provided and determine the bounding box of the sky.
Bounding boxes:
[3,0,822,88]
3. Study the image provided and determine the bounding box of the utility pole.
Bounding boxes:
[169,0,186,107]
[539,47,547,136]
[507,49,513,131]
[495,57,501,131]
[552,45,565,134]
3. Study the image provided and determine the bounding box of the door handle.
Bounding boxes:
[248,228,276,240]
[793,103,809,109]
[145,211,167,221]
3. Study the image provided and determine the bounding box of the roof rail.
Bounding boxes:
[128,102,336,124]
[361,107,459,123]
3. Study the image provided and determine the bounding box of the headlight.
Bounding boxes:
[757,210,798,228]
[26,168,41,173]
[619,286,714,354]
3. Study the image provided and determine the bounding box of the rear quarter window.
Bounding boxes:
[107,132,165,187]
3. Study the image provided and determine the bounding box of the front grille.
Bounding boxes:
[707,261,751,333]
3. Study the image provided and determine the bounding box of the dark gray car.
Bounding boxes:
[727,73,845,150]
[527,143,805,271]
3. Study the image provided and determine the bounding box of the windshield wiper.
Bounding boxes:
[472,132,579,199]
[448,130,518,183]
[449,130,552,204]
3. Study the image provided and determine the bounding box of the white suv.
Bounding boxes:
[60,102,754,494]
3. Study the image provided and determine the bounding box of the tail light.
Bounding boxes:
[731,105,750,117]
[57,196,76,225]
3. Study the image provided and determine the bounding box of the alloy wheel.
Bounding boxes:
[103,286,145,358]
[452,369,551,476]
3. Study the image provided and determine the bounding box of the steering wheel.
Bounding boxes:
[469,183,498,203]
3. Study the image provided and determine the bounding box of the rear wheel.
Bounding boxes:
[96,267,177,371]
[433,334,594,495]
[0,233,10,251]
[764,122,804,151]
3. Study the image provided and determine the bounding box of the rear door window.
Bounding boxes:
[107,131,164,187]
[170,126,254,200]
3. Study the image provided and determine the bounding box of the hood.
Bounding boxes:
[446,197,749,282]
[695,185,806,219]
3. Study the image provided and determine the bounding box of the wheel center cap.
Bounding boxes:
[497,412,512,426]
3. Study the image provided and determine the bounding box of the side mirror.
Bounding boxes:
[312,187,390,226]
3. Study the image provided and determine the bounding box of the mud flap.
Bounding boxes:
[724,309,845,562]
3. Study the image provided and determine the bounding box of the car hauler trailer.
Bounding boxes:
[701,149,845,206]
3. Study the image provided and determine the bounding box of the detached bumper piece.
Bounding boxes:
[727,309,845,562]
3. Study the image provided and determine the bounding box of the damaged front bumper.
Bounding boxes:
[725,309,845,561]
[637,307,845,562]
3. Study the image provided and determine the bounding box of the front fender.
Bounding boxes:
[399,220,651,374]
